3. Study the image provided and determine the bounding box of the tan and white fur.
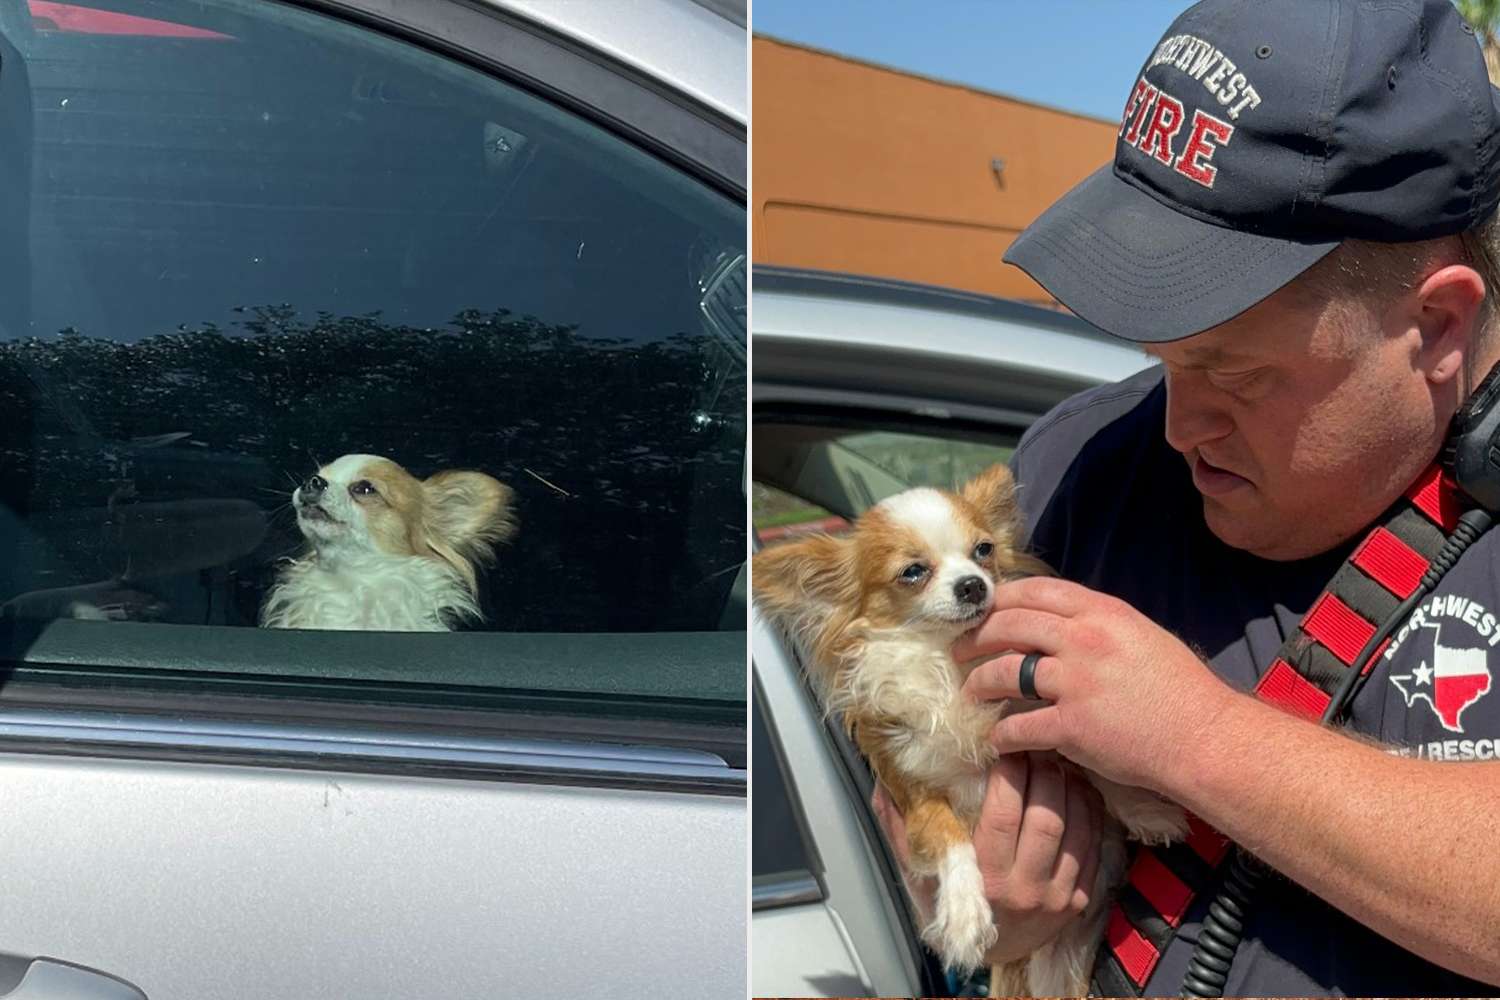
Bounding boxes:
[261,454,516,631]
[752,464,1185,997]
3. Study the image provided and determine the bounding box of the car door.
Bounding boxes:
[749,268,1150,997]
[0,1,745,997]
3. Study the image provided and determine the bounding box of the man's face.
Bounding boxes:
[1147,276,1444,561]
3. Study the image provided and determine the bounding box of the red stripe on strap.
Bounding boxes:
[1302,593,1376,665]
[1254,658,1332,720]
[1129,850,1194,927]
[1185,813,1230,865]
[1351,526,1429,598]
[1106,903,1159,986]
[1405,465,1461,532]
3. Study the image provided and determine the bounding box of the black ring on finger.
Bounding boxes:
[1018,651,1042,701]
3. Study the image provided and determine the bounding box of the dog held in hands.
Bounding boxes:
[261,454,516,631]
[752,464,1185,996]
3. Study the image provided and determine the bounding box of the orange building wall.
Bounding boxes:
[753,36,1119,303]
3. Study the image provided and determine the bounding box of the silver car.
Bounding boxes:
[0,1,745,996]
[750,265,1149,998]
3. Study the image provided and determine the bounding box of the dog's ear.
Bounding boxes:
[961,463,1021,535]
[961,463,1052,580]
[421,471,517,591]
[960,458,1056,578]
[752,533,857,644]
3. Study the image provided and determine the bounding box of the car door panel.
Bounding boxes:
[0,753,742,998]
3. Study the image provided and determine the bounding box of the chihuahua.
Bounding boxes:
[261,454,516,631]
[752,464,1185,997]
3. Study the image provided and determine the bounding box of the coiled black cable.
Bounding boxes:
[1179,508,1494,996]
[1180,848,1266,997]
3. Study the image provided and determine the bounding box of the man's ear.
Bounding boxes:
[751,533,857,640]
[961,463,1021,536]
[421,471,517,591]
[1415,263,1487,386]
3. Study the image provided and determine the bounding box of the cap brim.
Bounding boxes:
[1004,166,1341,343]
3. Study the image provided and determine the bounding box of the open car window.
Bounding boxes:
[752,424,1015,541]
[752,414,1027,987]
[0,0,745,724]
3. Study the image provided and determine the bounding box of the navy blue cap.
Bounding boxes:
[1004,0,1500,343]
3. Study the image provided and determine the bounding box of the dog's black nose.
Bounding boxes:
[954,575,988,605]
[301,474,327,501]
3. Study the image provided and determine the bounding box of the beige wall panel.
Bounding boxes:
[754,36,1118,302]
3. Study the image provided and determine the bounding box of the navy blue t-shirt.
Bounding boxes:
[1012,366,1500,996]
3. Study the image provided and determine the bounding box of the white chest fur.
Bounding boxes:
[261,552,478,631]
[839,631,1002,818]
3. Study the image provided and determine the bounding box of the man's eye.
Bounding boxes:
[899,563,928,583]
[1210,369,1267,391]
[973,541,994,560]
[350,480,378,497]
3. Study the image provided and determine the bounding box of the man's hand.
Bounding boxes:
[871,753,1103,965]
[957,577,1237,795]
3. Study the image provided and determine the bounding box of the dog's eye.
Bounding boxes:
[898,563,928,583]
[350,480,378,498]
[973,541,994,560]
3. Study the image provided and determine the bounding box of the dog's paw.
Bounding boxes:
[1091,776,1189,846]
[922,844,997,972]
[1120,797,1189,846]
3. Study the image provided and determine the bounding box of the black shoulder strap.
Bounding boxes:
[1090,463,1464,995]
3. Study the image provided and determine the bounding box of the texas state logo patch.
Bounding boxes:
[1384,594,1496,734]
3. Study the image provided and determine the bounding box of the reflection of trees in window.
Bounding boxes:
[0,306,746,632]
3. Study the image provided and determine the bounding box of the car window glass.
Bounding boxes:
[751,688,820,890]
[0,0,744,706]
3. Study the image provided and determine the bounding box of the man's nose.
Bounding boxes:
[301,474,328,502]
[1162,371,1235,454]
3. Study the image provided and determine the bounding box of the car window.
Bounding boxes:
[0,0,744,711]
[751,683,822,905]
[752,425,1015,539]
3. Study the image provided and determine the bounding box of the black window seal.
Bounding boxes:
[0,622,750,772]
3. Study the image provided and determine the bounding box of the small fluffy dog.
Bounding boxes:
[753,464,1185,997]
[261,454,516,631]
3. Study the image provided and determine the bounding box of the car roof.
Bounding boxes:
[753,266,1152,390]
[488,0,746,124]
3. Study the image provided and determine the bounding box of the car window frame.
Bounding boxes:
[293,0,746,195]
[751,671,826,908]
